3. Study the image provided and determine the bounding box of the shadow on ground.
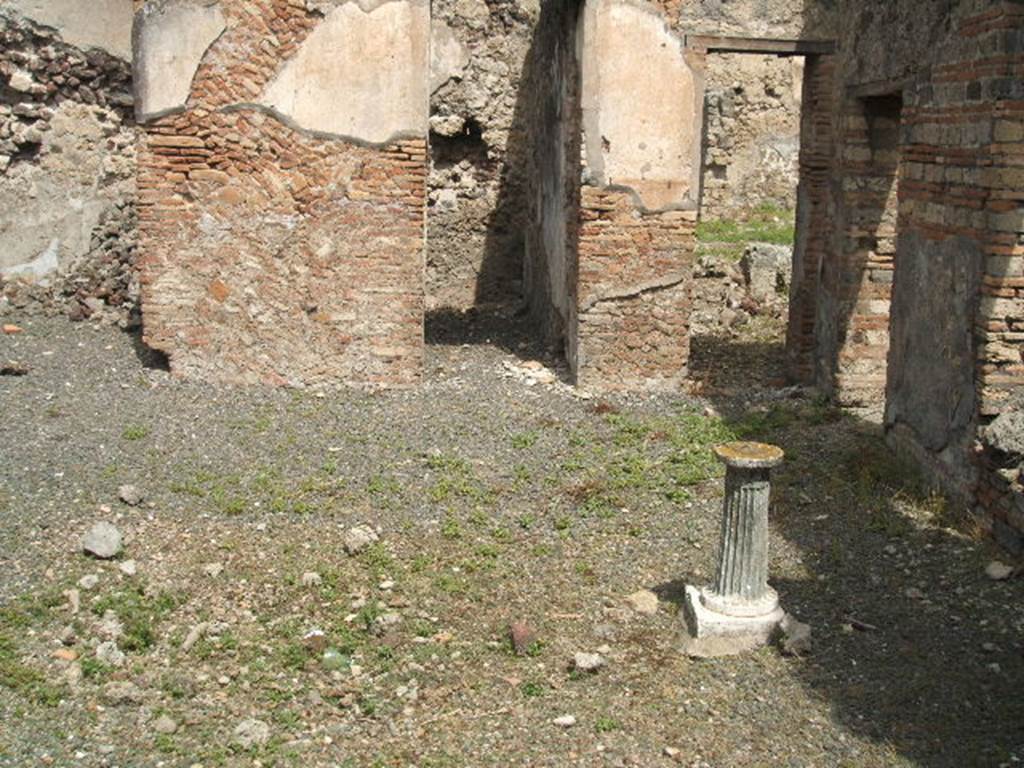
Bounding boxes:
[687,330,1024,767]
[122,325,170,371]
[425,304,555,363]
[689,332,788,395]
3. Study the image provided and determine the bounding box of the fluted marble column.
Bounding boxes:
[701,443,782,617]
[681,441,785,657]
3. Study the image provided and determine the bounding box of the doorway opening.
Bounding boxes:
[830,91,904,412]
[686,37,834,397]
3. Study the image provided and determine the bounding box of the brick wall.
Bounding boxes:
[803,0,1024,550]
[964,2,1024,552]
[574,188,696,391]
[136,0,426,387]
[785,54,835,385]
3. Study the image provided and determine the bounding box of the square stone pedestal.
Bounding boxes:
[680,585,784,658]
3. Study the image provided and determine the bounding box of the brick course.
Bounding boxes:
[136,0,426,387]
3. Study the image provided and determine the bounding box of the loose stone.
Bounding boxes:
[986,561,1014,581]
[77,574,100,590]
[233,718,271,749]
[344,524,379,555]
[181,622,209,652]
[509,622,537,656]
[102,681,143,706]
[152,715,178,735]
[573,652,605,672]
[118,484,144,506]
[625,589,659,616]
[778,614,812,656]
[82,522,123,559]
[96,641,126,667]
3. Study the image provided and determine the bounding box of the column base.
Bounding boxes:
[680,584,784,658]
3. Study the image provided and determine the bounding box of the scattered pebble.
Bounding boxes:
[300,571,322,587]
[509,622,537,656]
[152,715,178,735]
[552,715,576,728]
[303,629,328,653]
[95,610,123,640]
[77,574,99,590]
[0,360,29,376]
[117,484,144,506]
[779,614,812,656]
[81,522,123,559]
[203,562,224,578]
[102,681,143,706]
[119,559,138,576]
[986,561,1014,581]
[96,641,125,668]
[181,622,209,652]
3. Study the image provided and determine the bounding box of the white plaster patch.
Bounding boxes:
[260,0,429,144]
[0,238,59,282]
[133,0,226,122]
[430,19,468,93]
[2,0,134,59]
[579,0,701,210]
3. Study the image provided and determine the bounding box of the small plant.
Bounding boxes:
[521,680,544,697]
[595,715,621,733]
[0,633,64,706]
[276,642,309,671]
[122,424,150,441]
[441,515,463,540]
[511,431,539,449]
[92,586,182,653]
[80,657,111,681]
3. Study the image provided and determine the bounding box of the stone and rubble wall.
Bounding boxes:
[134,0,428,387]
[426,0,536,311]
[0,2,139,324]
[701,53,803,220]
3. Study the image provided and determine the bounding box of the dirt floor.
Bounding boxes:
[1,307,1023,768]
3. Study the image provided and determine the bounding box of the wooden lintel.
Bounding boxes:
[847,77,915,99]
[685,35,837,56]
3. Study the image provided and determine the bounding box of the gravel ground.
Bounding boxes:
[1,309,1022,768]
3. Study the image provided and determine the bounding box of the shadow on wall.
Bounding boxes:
[477,0,582,347]
[818,92,902,405]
